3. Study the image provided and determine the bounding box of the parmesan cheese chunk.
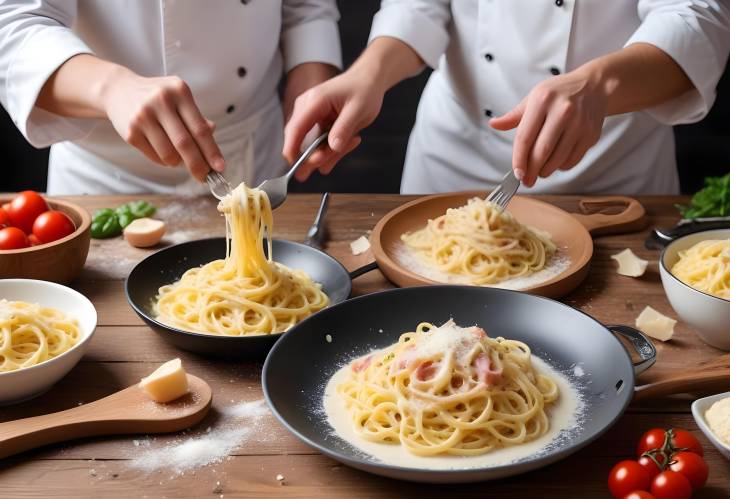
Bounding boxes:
[635,306,676,341]
[611,248,648,277]
[350,235,371,255]
[124,218,166,248]
[139,358,189,403]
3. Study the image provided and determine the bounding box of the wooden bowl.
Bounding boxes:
[0,197,91,283]
[370,193,647,298]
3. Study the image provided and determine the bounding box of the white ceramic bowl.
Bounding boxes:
[0,279,97,405]
[659,229,730,350]
[691,391,730,460]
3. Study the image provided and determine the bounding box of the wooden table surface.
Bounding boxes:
[1,193,729,498]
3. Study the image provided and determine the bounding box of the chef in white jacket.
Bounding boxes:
[284,0,730,195]
[0,1,342,195]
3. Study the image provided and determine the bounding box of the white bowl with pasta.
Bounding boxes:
[0,279,97,405]
[660,228,730,350]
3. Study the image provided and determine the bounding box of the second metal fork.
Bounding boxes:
[486,170,521,211]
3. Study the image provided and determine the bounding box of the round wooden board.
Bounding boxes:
[370,193,646,299]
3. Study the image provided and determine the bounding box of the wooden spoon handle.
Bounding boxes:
[0,404,111,459]
[570,196,647,235]
[633,370,730,401]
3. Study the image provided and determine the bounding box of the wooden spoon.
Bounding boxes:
[0,374,211,459]
[634,354,730,401]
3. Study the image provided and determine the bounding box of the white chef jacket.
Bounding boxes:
[0,0,342,195]
[370,0,730,195]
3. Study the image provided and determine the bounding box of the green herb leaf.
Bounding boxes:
[678,172,730,219]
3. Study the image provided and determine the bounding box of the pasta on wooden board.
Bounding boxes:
[401,198,556,285]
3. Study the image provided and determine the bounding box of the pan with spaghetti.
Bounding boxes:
[660,228,730,350]
[369,192,647,298]
[126,184,351,358]
[262,285,655,483]
[0,279,97,405]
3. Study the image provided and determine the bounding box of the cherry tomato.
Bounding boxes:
[28,234,42,246]
[624,492,656,499]
[32,211,75,243]
[669,451,708,490]
[638,454,663,481]
[651,470,692,499]
[2,202,10,212]
[0,227,29,250]
[637,428,703,457]
[609,460,652,499]
[0,208,10,228]
[6,191,49,234]
[637,428,668,456]
[670,429,703,457]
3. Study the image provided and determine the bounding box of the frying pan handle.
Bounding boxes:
[349,261,378,280]
[607,325,657,375]
[570,196,648,236]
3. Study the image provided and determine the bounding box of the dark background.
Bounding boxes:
[2,1,728,194]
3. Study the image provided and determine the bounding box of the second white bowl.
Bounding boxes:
[660,228,730,350]
[0,279,97,405]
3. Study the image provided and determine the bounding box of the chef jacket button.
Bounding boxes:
[484,109,493,118]
[555,0,564,6]
[484,53,494,62]
[550,66,561,75]
[237,67,247,78]
[227,105,235,114]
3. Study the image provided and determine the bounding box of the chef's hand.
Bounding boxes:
[283,37,424,181]
[283,67,382,181]
[283,62,338,120]
[489,69,607,188]
[101,69,224,181]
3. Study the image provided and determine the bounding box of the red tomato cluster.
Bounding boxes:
[609,428,708,499]
[0,191,76,250]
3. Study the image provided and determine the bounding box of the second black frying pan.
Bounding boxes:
[263,285,656,483]
[125,237,352,358]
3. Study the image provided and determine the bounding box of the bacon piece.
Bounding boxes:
[475,353,503,387]
[415,361,440,382]
[351,355,373,373]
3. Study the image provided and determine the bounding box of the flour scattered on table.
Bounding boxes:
[129,398,270,474]
[219,399,269,419]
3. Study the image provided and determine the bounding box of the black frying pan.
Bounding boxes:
[262,285,655,483]
[125,237,352,358]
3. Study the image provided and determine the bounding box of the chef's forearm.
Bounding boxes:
[352,37,424,93]
[36,54,129,119]
[580,43,693,117]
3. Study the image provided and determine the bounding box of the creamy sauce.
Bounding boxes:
[394,244,571,290]
[323,354,582,470]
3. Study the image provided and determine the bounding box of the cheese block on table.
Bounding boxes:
[139,358,189,403]
[611,248,648,277]
[635,306,676,341]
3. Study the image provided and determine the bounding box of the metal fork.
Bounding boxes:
[486,170,521,211]
[258,131,329,209]
[205,171,232,200]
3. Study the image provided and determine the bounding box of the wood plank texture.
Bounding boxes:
[1,193,728,498]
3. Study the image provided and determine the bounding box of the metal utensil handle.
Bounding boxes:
[311,192,330,231]
[285,131,330,182]
[607,325,657,375]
